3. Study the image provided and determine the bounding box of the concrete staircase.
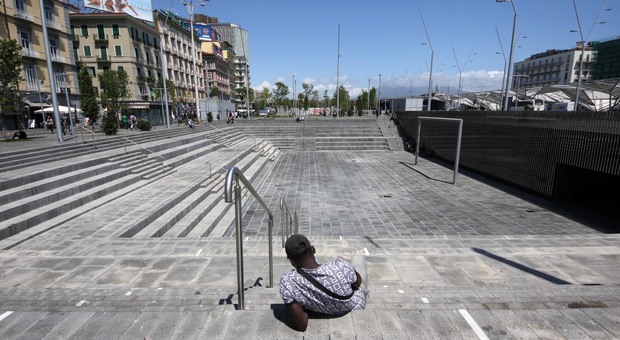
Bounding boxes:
[0,125,278,244]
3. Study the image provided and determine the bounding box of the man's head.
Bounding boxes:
[285,234,315,266]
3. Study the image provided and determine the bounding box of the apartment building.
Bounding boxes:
[69,12,170,121]
[512,41,594,89]
[155,10,205,116]
[202,41,235,102]
[1,0,78,128]
[207,22,250,108]
[591,36,620,80]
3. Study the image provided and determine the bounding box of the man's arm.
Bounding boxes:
[352,270,362,289]
[285,301,309,332]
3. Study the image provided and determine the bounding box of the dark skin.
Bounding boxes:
[286,245,363,332]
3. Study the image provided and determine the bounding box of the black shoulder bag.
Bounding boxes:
[296,268,355,300]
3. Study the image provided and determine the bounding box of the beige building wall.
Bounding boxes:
[70,13,162,107]
[3,0,78,100]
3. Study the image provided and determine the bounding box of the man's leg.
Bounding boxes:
[350,255,369,297]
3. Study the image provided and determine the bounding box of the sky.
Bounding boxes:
[153,0,619,98]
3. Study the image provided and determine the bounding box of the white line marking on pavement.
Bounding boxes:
[364,247,369,255]
[246,237,249,241]
[0,311,13,322]
[196,249,203,257]
[421,297,429,304]
[125,291,132,296]
[75,300,86,307]
[459,309,489,340]
[398,289,404,294]
[339,236,343,240]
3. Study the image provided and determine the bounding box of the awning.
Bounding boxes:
[127,103,149,109]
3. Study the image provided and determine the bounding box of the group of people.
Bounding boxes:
[46,115,70,135]
[121,114,138,130]
[226,110,236,124]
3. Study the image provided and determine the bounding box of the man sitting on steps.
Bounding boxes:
[279,234,368,332]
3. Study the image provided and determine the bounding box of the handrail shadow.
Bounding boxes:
[472,247,571,285]
[399,161,453,184]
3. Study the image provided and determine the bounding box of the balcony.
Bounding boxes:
[96,55,111,63]
[137,75,148,83]
[94,34,109,43]
[46,19,62,31]
[51,53,67,63]
[70,34,79,44]
[14,9,34,21]
[20,47,40,58]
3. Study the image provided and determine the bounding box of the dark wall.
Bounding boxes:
[396,111,620,200]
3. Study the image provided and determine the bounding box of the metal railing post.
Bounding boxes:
[234,179,245,310]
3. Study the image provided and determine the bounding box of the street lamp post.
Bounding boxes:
[367,78,370,115]
[571,0,610,112]
[512,74,529,111]
[157,10,173,128]
[378,73,381,117]
[336,24,340,118]
[419,7,434,111]
[182,0,208,123]
[495,27,508,110]
[452,47,475,111]
[40,0,62,142]
[497,0,518,111]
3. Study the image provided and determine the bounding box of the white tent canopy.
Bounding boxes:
[34,105,82,115]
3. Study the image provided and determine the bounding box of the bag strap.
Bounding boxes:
[296,268,355,300]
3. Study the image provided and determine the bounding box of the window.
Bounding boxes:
[15,0,25,11]
[44,4,53,21]
[93,86,99,97]
[102,66,109,71]
[118,66,124,71]
[99,46,108,60]
[20,30,30,49]
[49,38,58,56]
[81,25,88,37]
[134,47,139,59]
[112,24,119,37]
[97,24,104,39]
[88,67,95,77]
[115,45,122,56]
[84,45,91,56]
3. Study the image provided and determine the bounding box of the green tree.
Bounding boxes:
[98,69,130,115]
[369,87,377,111]
[0,38,23,132]
[272,81,290,107]
[257,87,272,109]
[332,85,350,115]
[356,90,370,115]
[153,78,176,103]
[301,83,314,110]
[78,66,99,125]
[209,86,220,98]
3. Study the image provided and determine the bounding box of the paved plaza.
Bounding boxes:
[0,119,618,339]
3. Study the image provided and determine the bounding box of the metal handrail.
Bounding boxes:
[280,198,298,247]
[122,137,166,174]
[78,124,96,148]
[224,166,274,310]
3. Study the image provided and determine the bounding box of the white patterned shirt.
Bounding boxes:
[279,258,366,314]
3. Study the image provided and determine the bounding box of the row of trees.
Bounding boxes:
[255,81,379,116]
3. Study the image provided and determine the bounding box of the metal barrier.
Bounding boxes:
[224,166,274,310]
[280,198,298,247]
[122,137,166,174]
[415,116,463,185]
[77,125,96,149]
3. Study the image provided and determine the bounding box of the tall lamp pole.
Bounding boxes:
[377,73,381,117]
[40,0,62,142]
[571,0,610,112]
[367,78,370,114]
[497,0,517,111]
[182,0,208,123]
[336,24,340,118]
[495,27,507,111]
[419,7,433,111]
[158,8,173,128]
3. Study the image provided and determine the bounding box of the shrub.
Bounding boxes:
[137,119,151,131]
[102,113,118,135]
[207,112,213,122]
